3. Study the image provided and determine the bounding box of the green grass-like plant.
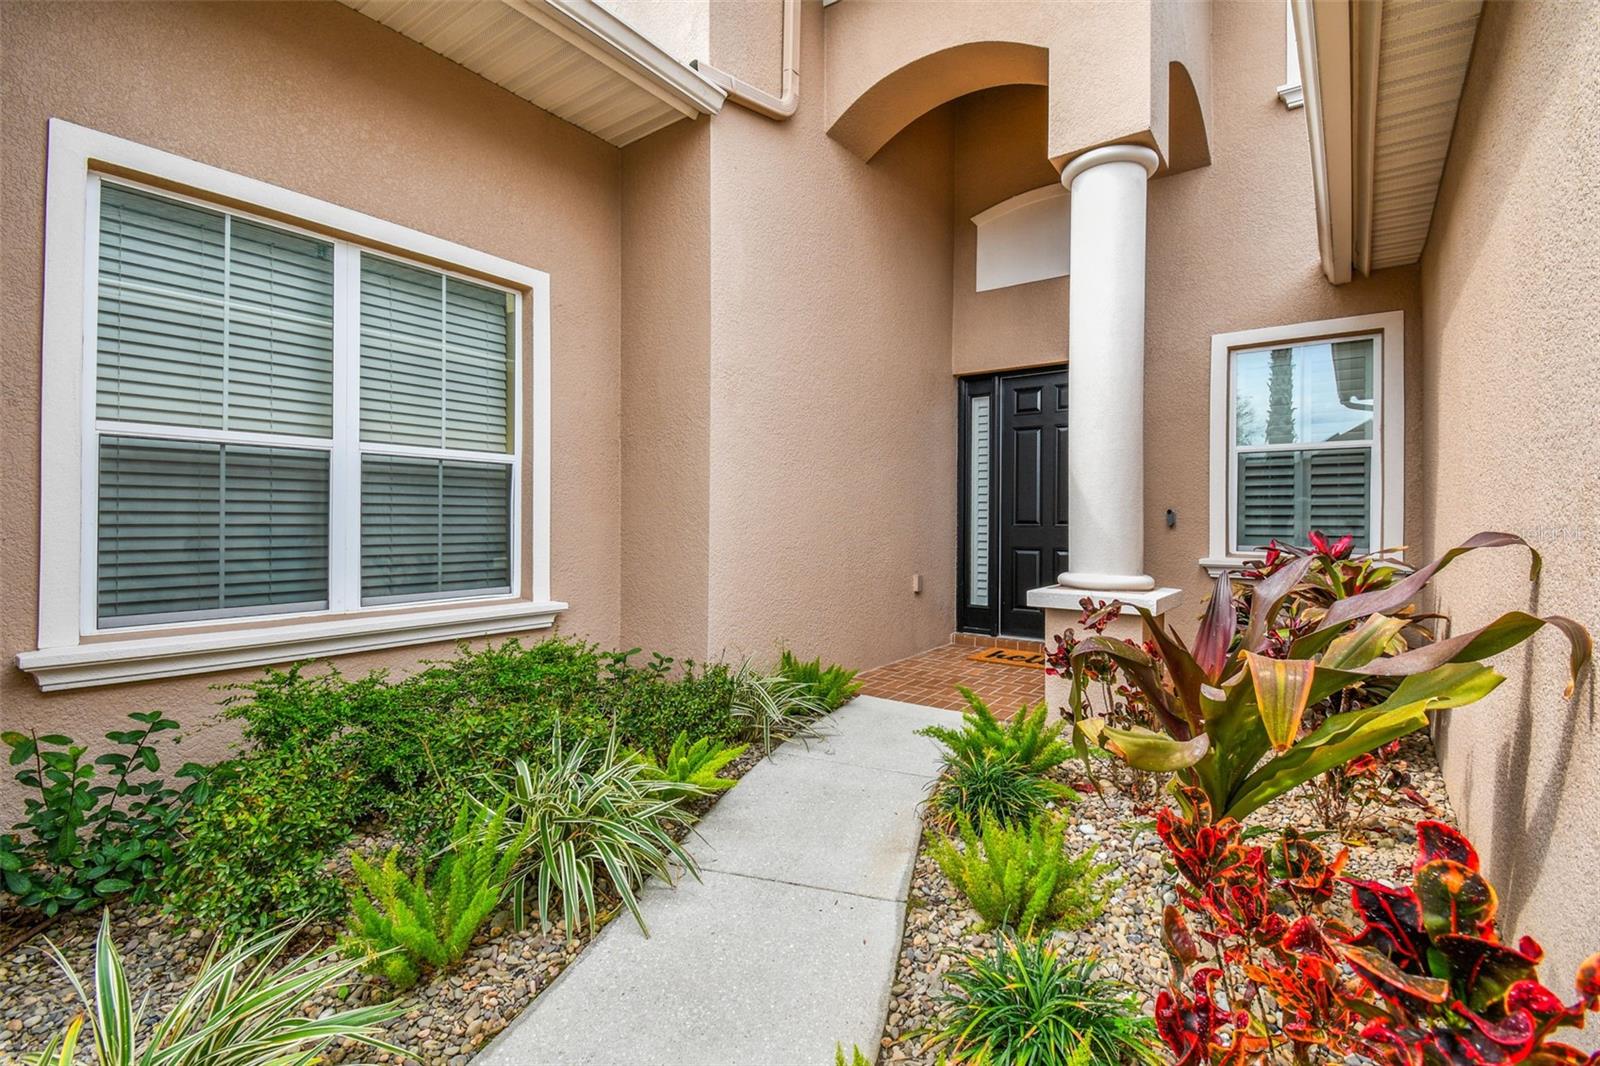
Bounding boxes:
[495,731,697,936]
[778,650,862,711]
[731,661,832,754]
[929,750,1067,828]
[632,730,747,800]
[930,813,1116,936]
[833,1044,872,1066]
[31,910,405,1066]
[925,939,1161,1066]
[919,688,1073,776]
[341,799,529,989]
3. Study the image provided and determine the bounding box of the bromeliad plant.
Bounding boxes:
[492,730,697,937]
[31,910,406,1066]
[1063,532,1590,823]
[1154,794,1600,1066]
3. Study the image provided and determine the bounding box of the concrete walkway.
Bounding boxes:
[477,695,954,1066]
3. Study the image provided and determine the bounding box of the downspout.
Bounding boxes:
[690,0,799,120]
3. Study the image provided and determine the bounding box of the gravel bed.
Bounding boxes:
[877,733,1453,1064]
[0,745,767,1065]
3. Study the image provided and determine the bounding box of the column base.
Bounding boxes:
[1028,584,1184,717]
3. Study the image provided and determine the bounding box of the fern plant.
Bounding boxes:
[778,650,863,711]
[833,1044,872,1065]
[919,688,1072,775]
[342,799,529,989]
[930,813,1116,935]
[633,730,747,800]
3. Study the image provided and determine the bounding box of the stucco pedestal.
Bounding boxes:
[1027,584,1183,717]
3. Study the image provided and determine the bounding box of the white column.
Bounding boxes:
[1058,144,1160,592]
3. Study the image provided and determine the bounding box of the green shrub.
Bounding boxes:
[833,1045,872,1066]
[778,650,862,711]
[632,731,747,800]
[612,661,742,758]
[164,745,355,936]
[494,732,697,936]
[731,661,831,754]
[929,750,1066,828]
[919,688,1072,776]
[1,713,211,917]
[342,800,530,989]
[926,939,1161,1066]
[32,910,405,1065]
[930,813,1115,935]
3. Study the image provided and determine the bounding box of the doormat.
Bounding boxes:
[966,646,1049,670]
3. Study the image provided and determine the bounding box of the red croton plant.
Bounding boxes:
[1154,786,1600,1066]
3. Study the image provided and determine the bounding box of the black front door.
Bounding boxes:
[958,370,1069,639]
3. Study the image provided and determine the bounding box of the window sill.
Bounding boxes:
[1199,557,1265,578]
[16,599,567,691]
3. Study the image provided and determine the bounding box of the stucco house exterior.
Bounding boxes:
[2,0,1596,1009]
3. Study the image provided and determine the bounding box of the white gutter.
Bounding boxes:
[690,0,800,120]
[1292,0,1355,285]
[517,0,727,118]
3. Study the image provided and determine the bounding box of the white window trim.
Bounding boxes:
[20,120,564,690]
[1202,310,1404,577]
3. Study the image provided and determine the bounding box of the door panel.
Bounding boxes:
[959,369,1068,639]
[999,370,1068,638]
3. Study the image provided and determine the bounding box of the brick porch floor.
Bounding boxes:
[856,637,1048,715]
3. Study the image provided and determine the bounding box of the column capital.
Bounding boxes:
[1059,144,1161,189]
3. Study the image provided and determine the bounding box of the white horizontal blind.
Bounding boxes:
[1230,336,1378,554]
[97,437,329,626]
[89,180,518,630]
[97,183,334,436]
[357,252,514,605]
[968,395,991,607]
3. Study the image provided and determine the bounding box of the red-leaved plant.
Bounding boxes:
[1155,788,1600,1066]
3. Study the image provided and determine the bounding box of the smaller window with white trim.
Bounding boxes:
[1227,334,1379,555]
[89,179,519,630]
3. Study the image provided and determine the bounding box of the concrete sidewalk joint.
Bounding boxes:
[477,695,956,1066]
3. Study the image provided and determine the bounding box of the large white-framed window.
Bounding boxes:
[1203,311,1404,576]
[20,120,562,690]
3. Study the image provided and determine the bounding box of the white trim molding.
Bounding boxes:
[23,119,563,689]
[1027,585,1184,618]
[1205,310,1405,576]
[971,185,1070,292]
[18,601,566,692]
[1278,0,1304,109]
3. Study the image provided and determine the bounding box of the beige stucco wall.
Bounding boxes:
[701,0,958,670]
[950,85,1067,376]
[0,3,623,780]
[1419,0,1600,1027]
[620,119,713,663]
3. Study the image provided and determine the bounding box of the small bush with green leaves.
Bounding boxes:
[929,749,1068,828]
[493,731,697,936]
[730,661,832,754]
[925,938,1162,1066]
[31,910,405,1066]
[163,745,355,936]
[930,813,1116,936]
[342,799,530,989]
[919,688,1072,776]
[778,650,862,711]
[632,731,747,800]
[1,713,211,917]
